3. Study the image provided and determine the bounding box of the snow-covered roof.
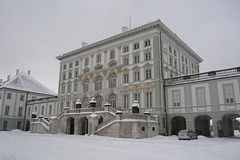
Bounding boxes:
[0,71,56,96]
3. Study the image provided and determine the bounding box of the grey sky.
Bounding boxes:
[0,0,239,93]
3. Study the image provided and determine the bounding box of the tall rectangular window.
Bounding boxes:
[18,107,23,116]
[134,43,139,50]
[85,58,89,66]
[68,72,72,79]
[5,106,10,115]
[146,92,152,107]
[224,84,234,104]
[96,54,101,63]
[67,84,72,93]
[173,90,180,106]
[3,121,8,130]
[110,50,115,59]
[123,57,129,66]
[75,71,78,77]
[20,95,24,101]
[60,102,64,112]
[123,95,129,108]
[74,82,78,92]
[41,106,44,115]
[145,52,151,61]
[69,63,73,68]
[146,69,152,80]
[196,88,205,106]
[134,93,140,105]
[124,74,129,83]
[27,107,31,116]
[123,46,129,53]
[17,121,21,129]
[75,60,79,67]
[63,64,67,70]
[62,74,66,80]
[134,55,140,63]
[61,85,65,94]
[49,105,52,115]
[0,93,2,99]
[134,71,140,81]
[144,40,151,47]
[7,93,11,99]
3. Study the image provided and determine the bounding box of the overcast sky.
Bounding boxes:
[0,0,239,93]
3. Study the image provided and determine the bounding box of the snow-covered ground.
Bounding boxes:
[0,130,240,160]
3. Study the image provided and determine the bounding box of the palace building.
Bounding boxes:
[28,19,240,138]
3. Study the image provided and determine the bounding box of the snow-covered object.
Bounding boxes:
[104,103,111,107]
[132,101,140,108]
[90,98,96,103]
[76,100,82,104]
[32,110,37,115]
[116,111,123,115]
[64,107,70,110]
[0,71,56,96]
[87,113,100,119]
[50,116,58,120]
[144,112,151,115]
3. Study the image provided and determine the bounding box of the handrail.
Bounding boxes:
[95,116,116,131]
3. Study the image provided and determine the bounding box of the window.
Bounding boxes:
[110,50,115,59]
[174,61,177,68]
[109,73,117,88]
[224,84,234,104]
[83,79,89,92]
[62,74,66,80]
[123,74,129,83]
[18,107,23,116]
[7,93,11,99]
[181,56,184,62]
[123,95,129,108]
[134,93,140,105]
[185,58,188,64]
[85,58,89,66]
[134,71,140,81]
[173,90,180,106]
[123,57,129,65]
[60,103,64,112]
[123,46,129,53]
[41,106,44,115]
[66,101,70,107]
[134,43,139,50]
[67,83,72,93]
[146,69,152,80]
[68,72,72,79]
[27,107,31,116]
[134,55,140,63]
[196,88,205,106]
[96,54,101,63]
[145,40,151,47]
[69,63,73,68]
[146,92,152,107]
[3,121,8,130]
[75,71,78,77]
[95,76,102,90]
[49,105,52,115]
[35,106,37,112]
[75,60,79,67]
[169,46,172,53]
[82,98,88,108]
[0,93,2,99]
[145,52,151,61]
[63,64,66,70]
[109,94,116,108]
[174,50,177,57]
[186,67,188,75]
[169,57,173,66]
[5,106,10,115]
[96,96,103,107]
[74,82,78,92]
[61,85,65,94]
[20,95,24,101]
[17,121,21,129]
[182,65,185,74]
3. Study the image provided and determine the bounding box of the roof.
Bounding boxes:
[0,71,56,96]
[56,19,203,63]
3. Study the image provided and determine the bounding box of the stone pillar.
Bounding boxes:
[49,117,59,134]
[87,114,100,135]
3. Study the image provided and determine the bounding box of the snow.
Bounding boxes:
[0,130,240,160]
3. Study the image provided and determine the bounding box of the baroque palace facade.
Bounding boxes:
[28,19,240,138]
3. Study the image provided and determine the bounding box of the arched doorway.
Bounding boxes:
[79,117,88,135]
[98,116,103,125]
[25,120,30,131]
[171,116,186,135]
[222,114,240,137]
[195,115,212,137]
[67,117,75,135]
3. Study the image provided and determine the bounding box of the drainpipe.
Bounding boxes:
[23,92,29,131]
[159,31,168,136]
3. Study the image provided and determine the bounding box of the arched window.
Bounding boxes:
[83,78,89,92]
[109,94,117,108]
[109,73,116,88]
[82,97,88,108]
[96,96,103,107]
[95,76,102,91]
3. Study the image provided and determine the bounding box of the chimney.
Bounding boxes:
[28,70,31,75]
[122,26,129,33]
[82,42,88,47]
[7,75,10,81]
[16,69,19,75]
[0,79,3,83]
